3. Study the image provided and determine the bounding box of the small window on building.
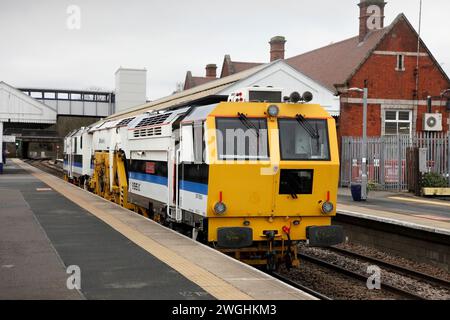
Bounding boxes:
[57,92,69,100]
[30,91,43,99]
[384,110,412,135]
[95,94,107,102]
[71,93,81,100]
[396,54,405,71]
[44,92,56,99]
[83,94,94,101]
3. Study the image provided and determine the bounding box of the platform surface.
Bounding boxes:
[338,188,450,235]
[0,160,314,300]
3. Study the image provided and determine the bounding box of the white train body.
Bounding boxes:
[63,127,93,179]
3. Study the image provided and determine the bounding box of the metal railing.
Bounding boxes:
[340,132,450,191]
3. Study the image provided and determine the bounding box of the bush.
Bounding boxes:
[421,172,449,188]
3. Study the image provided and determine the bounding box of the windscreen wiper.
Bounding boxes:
[238,113,259,137]
[295,114,319,139]
[286,173,299,199]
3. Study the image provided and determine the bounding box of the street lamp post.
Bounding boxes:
[347,87,369,201]
[361,88,368,201]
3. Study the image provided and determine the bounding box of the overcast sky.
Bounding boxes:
[1,0,449,100]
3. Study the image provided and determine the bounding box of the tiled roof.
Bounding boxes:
[231,62,263,74]
[183,71,217,90]
[286,28,388,92]
[220,55,263,78]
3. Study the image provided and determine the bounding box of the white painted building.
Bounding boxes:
[108,60,340,120]
[217,60,340,115]
[0,81,57,169]
[115,68,147,113]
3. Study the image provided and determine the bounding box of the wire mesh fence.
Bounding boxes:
[340,132,450,191]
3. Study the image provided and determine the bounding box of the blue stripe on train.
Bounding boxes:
[129,171,168,186]
[179,180,208,196]
[63,161,82,168]
[128,172,208,195]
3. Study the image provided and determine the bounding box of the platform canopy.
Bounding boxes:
[0,81,56,124]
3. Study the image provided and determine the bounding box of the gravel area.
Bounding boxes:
[298,243,450,300]
[279,260,402,300]
[338,242,450,282]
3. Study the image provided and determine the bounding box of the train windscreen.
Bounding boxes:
[278,119,330,161]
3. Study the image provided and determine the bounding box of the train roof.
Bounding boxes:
[181,104,218,124]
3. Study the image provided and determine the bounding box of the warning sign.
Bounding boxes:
[145,162,155,174]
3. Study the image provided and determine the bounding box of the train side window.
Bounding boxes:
[73,137,77,154]
[80,136,83,150]
[193,121,204,164]
[181,125,194,162]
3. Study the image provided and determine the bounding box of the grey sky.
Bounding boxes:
[1,0,449,100]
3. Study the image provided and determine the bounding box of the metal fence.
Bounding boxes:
[340,132,450,191]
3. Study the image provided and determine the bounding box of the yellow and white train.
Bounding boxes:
[64,87,343,270]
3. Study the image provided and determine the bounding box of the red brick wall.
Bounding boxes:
[340,102,382,137]
[341,18,450,137]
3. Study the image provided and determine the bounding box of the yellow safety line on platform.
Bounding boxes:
[14,159,251,300]
[389,196,450,207]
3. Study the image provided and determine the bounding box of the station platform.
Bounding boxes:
[0,159,314,300]
[337,188,450,236]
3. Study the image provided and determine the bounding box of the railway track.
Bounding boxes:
[271,272,333,300]
[25,159,64,178]
[327,246,450,290]
[25,159,448,300]
[297,251,438,300]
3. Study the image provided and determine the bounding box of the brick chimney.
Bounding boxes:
[205,64,217,78]
[358,0,386,42]
[269,36,286,62]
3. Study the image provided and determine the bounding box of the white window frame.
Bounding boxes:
[396,54,405,71]
[383,110,412,135]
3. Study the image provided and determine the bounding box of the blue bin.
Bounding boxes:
[350,184,362,202]
[0,163,3,174]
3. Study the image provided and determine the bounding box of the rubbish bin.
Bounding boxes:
[350,183,362,202]
[0,163,3,174]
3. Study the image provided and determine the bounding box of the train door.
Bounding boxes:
[175,121,208,219]
[67,137,73,178]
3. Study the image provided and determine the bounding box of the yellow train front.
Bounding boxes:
[204,99,343,269]
[64,88,343,271]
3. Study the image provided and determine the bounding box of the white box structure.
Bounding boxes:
[115,68,147,113]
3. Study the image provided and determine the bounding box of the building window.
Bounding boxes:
[384,110,412,135]
[396,54,405,71]
[44,92,56,99]
[57,92,69,100]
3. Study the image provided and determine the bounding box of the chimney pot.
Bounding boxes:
[269,36,286,62]
[358,0,387,42]
[205,64,217,78]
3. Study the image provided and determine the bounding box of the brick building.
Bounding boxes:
[183,0,450,138]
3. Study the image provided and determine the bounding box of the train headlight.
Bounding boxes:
[213,202,227,215]
[321,201,334,214]
[267,105,279,117]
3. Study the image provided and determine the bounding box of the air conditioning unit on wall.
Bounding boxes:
[423,113,443,131]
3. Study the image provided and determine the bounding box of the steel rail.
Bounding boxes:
[327,246,450,289]
[298,252,426,300]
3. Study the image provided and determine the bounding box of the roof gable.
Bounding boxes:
[342,13,450,88]
[287,13,450,92]
[0,81,56,123]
